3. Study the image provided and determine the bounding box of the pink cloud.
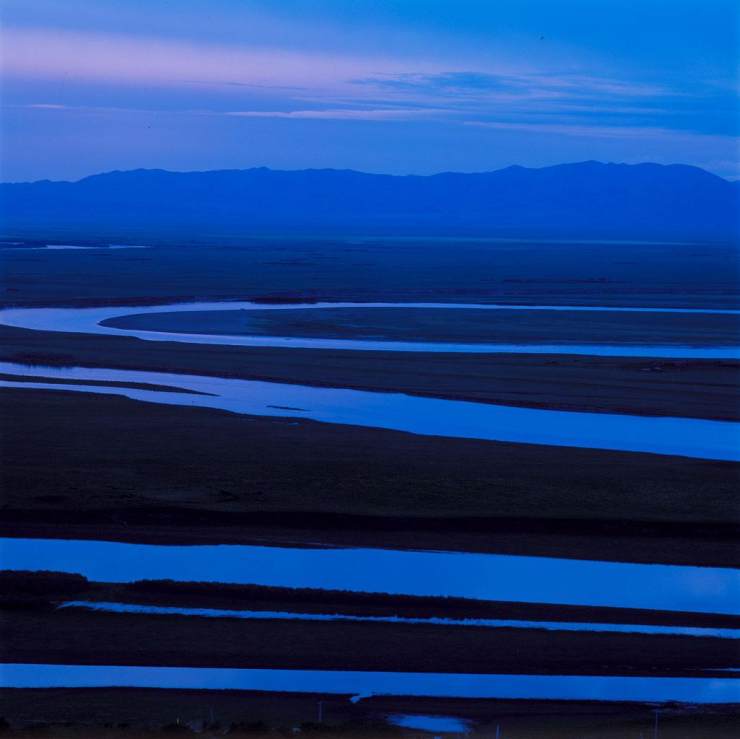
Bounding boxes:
[0,26,443,92]
[1,25,688,136]
[26,103,68,109]
[225,108,446,121]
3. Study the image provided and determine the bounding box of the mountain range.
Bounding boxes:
[1,161,737,242]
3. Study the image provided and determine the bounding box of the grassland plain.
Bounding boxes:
[1,239,739,735]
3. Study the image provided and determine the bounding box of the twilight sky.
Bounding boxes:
[1,0,738,181]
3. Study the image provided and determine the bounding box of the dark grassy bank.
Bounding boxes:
[0,372,206,395]
[2,325,738,420]
[2,689,738,738]
[5,571,740,628]
[105,305,740,347]
[1,606,737,675]
[1,388,738,565]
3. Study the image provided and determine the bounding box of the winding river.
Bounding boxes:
[2,300,739,704]
[1,302,738,612]
[2,300,739,459]
[1,359,737,459]
[2,300,740,357]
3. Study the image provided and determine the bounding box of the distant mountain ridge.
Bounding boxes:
[1,161,737,242]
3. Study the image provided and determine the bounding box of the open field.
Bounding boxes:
[2,239,739,309]
[1,388,738,565]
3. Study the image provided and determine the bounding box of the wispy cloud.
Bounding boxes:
[26,103,69,109]
[2,25,673,114]
[7,102,450,124]
[0,26,439,91]
[464,120,734,143]
[334,68,706,139]
[351,70,671,102]
[3,23,734,148]
[225,108,446,121]
[1,1,736,181]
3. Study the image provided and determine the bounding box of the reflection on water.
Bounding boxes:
[1,361,738,460]
[11,244,153,251]
[1,664,738,703]
[388,714,470,732]
[3,537,739,614]
[1,301,739,358]
[59,601,740,640]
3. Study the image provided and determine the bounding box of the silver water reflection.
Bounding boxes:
[1,301,739,358]
[2,538,739,614]
[60,601,740,639]
[1,664,738,703]
[1,362,738,460]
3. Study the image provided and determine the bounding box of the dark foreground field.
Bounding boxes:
[2,688,738,738]
[3,573,737,735]
[1,388,738,565]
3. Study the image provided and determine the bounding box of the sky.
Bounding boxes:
[1,0,738,181]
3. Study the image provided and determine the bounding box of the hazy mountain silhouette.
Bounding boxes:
[1,161,737,241]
